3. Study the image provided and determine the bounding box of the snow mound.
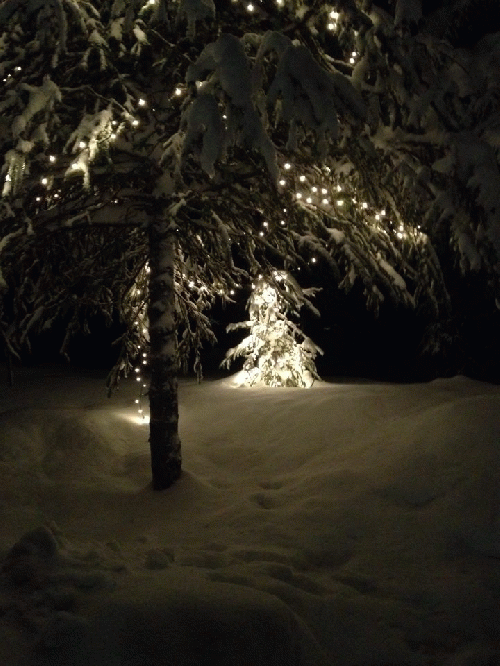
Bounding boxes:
[1,368,500,665]
[0,409,125,484]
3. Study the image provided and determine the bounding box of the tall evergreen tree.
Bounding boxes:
[1,0,499,487]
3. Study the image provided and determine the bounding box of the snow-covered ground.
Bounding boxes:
[1,365,499,665]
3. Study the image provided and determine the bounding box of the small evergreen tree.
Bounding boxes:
[223,273,322,387]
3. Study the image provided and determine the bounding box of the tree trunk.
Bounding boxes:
[147,216,182,490]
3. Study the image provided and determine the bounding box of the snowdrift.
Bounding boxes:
[1,367,499,665]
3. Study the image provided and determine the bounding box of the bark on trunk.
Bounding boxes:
[148,216,182,490]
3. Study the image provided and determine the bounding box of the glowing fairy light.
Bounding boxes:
[49,155,56,163]
[362,202,368,209]
[132,119,139,127]
[279,179,286,186]
[263,221,269,227]
[299,175,306,182]
[322,198,329,205]
[280,220,286,226]
[284,162,291,170]
[296,192,303,199]
[306,197,312,203]
[321,188,327,194]
[311,187,318,193]
[174,87,183,96]
[336,199,344,206]
[41,177,48,185]
[246,2,254,11]
[78,141,86,149]
[138,98,146,106]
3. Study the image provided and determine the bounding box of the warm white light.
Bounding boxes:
[132,119,139,127]
[336,199,344,206]
[49,155,56,163]
[41,177,48,185]
[311,187,318,193]
[306,197,312,203]
[259,231,264,236]
[380,209,386,216]
[263,221,269,227]
[138,98,146,106]
[279,179,286,186]
[311,257,317,263]
[362,202,368,209]
[337,184,342,192]
[299,175,306,182]
[174,87,183,96]
[280,220,286,226]
[110,133,117,139]
[296,192,302,199]
[321,188,327,194]
[327,22,335,30]
[330,10,339,19]
[78,141,86,149]
[284,162,291,170]
[246,3,254,11]
[322,198,329,205]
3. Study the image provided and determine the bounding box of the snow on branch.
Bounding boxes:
[12,76,61,139]
[184,34,279,181]
[64,107,115,188]
[259,32,366,156]
[177,0,215,40]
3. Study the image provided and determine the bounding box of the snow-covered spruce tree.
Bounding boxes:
[0,0,379,490]
[223,272,323,387]
[1,0,498,487]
